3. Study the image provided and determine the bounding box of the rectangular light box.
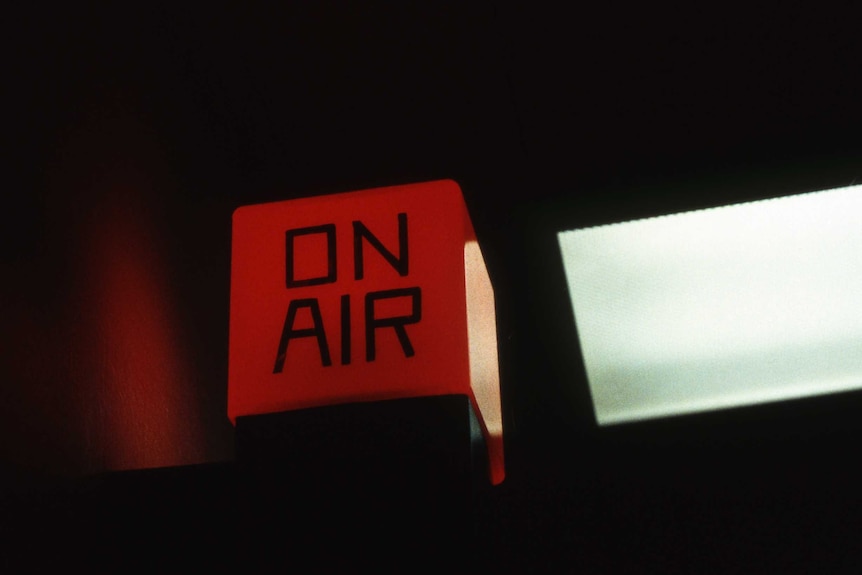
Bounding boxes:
[558,183,862,425]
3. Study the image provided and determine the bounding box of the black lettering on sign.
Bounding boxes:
[285,224,337,288]
[340,294,351,366]
[365,287,422,361]
[275,213,422,373]
[273,298,332,371]
[353,213,408,279]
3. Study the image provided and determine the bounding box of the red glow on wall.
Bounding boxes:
[80,190,204,471]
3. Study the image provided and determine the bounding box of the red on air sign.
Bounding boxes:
[228,180,504,484]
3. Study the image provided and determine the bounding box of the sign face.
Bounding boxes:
[229,180,503,484]
[558,183,862,426]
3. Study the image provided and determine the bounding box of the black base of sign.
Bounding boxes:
[235,394,482,572]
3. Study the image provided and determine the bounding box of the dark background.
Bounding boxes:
[4,2,862,572]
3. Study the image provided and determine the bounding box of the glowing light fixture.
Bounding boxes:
[229,180,504,483]
[558,183,862,425]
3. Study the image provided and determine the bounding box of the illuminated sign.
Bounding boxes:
[559,183,862,425]
[229,180,504,483]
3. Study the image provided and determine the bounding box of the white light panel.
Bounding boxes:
[558,184,862,425]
